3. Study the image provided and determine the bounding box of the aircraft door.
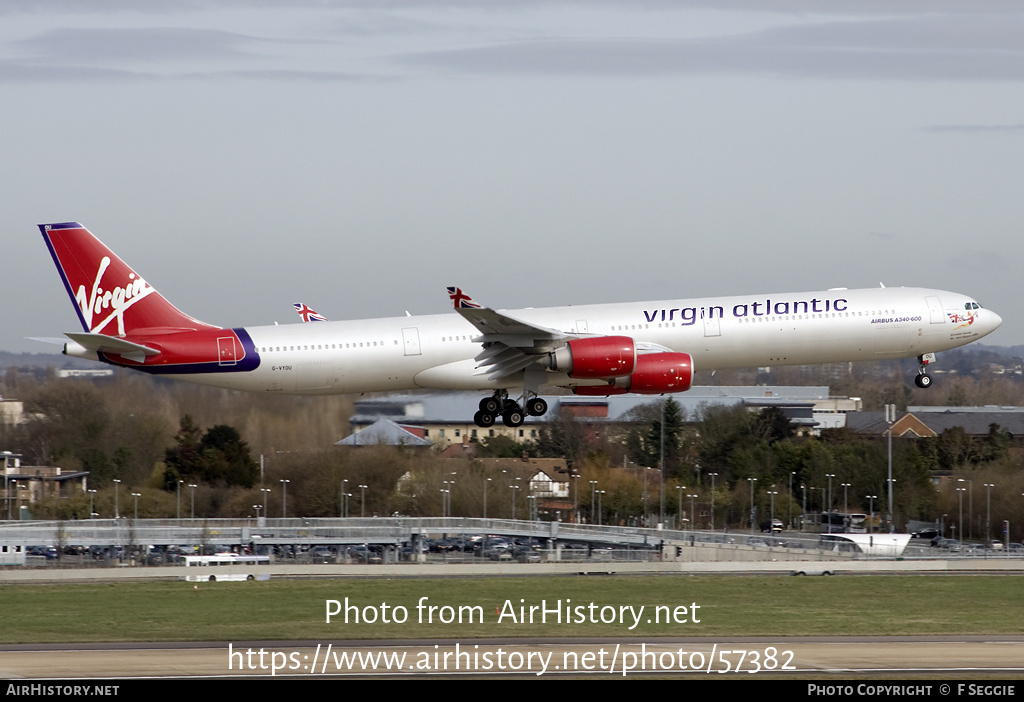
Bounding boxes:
[925,296,945,324]
[402,327,421,356]
[703,314,721,338]
[217,336,238,366]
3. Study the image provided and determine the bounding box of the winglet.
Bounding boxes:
[293,302,327,322]
[447,286,482,310]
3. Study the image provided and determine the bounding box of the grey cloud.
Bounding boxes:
[196,68,393,83]
[0,60,149,82]
[924,123,1024,134]
[399,15,1024,82]
[20,27,262,63]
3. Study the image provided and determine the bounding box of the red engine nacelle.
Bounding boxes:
[548,336,636,379]
[571,351,694,395]
[628,352,693,393]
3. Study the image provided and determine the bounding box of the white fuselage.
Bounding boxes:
[189,286,1000,395]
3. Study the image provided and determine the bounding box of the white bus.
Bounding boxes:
[181,553,270,581]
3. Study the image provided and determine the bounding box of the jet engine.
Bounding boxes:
[547,336,636,378]
[571,351,694,395]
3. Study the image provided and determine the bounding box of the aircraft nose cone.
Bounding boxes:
[987,309,1003,332]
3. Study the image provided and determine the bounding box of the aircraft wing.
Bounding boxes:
[447,287,568,381]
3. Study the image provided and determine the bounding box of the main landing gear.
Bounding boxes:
[914,353,934,389]
[473,391,548,428]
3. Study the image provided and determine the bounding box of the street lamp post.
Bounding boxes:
[113,479,121,519]
[885,404,895,535]
[131,492,141,521]
[959,478,973,539]
[280,479,290,518]
[801,484,807,526]
[189,484,197,520]
[572,473,579,524]
[484,478,491,519]
[660,400,666,527]
[956,487,966,545]
[866,495,877,533]
[825,474,835,533]
[789,471,796,530]
[671,487,679,532]
[887,478,897,533]
[747,477,757,533]
[984,483,994,543]
[709,473,718,530]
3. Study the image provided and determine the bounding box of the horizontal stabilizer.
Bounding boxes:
[65,332,160,360]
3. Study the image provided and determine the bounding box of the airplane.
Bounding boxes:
[38,222,1002,428]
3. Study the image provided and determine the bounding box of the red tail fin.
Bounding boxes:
[40,222,214,336]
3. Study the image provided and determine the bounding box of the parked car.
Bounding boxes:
[349,545,382,564]
[310,547,336,564]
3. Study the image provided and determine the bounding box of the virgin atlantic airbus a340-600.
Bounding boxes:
[38,222,1001,428]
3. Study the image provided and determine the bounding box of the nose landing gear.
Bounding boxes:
[914,353,935,389]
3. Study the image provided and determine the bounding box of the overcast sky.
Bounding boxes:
[4,1,1023,354]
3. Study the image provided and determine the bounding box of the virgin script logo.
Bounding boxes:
[75,256,155,335]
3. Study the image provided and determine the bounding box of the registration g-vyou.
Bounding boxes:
[39,222,1002,428]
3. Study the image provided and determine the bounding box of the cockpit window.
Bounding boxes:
[965,302,981,310]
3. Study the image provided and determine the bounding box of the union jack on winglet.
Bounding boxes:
[293,303,327,322]
[447,286,482,310]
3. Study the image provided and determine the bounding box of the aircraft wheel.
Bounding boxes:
[915,374,932,389]
[526,397,548,416]
[474,411,495,428]
[479,397,501,414]
[502,409,525,428]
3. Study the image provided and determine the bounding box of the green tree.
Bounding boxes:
[622,398,686,476]
[476,435,535,458]
[163,415,202,489]
[163,417,258,488]
[199,424,259,488]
